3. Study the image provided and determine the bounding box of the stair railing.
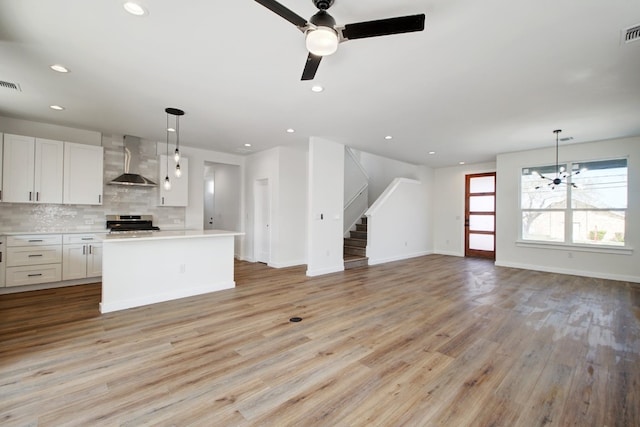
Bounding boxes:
[344,147,369,236]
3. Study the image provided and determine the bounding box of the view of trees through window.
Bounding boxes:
[521,158,627,246]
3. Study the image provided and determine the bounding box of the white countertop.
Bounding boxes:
[0,229,108,236]
[101,229,244,242]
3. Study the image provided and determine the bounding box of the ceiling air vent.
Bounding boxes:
[623,24,640,44]
[0,80,22,91]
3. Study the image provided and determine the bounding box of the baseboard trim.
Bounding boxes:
[306,265,344,277]
[268,260,307,269]
[495,261,640,283]
[368,250,433,266]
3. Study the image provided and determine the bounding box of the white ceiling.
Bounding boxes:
[1,0,639,167]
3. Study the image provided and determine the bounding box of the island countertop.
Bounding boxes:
[101,229,244,242]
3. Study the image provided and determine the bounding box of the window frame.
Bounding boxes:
[519,156,630,253]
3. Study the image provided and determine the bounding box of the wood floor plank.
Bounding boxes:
[0,255,638,425]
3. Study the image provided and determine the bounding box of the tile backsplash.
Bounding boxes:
[0,139,185,233]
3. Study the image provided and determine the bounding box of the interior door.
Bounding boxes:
[254,179,271,264]
[465,172,496,259]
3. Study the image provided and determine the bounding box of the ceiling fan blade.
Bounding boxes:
[301,53,322,81]
[254,0,308,28]
[341,14,425,40]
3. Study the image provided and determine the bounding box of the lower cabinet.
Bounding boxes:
[62,234,103,280]
[5,234,63,287]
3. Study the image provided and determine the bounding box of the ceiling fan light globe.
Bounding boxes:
[306,27,339,56]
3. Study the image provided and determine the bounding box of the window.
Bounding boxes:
[521,158,627,247]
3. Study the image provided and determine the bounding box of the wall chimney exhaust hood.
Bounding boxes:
[109,135,157,187]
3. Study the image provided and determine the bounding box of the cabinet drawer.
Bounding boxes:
[6,264,62,287]
[7,234,63,247]
[7,245,62,267]
[63,234,104,244]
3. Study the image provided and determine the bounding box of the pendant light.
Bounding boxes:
[533,129,583,190]
[163,110,171,191]
[165,107,185,180]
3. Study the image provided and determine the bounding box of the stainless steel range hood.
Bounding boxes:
[109,135,157,187]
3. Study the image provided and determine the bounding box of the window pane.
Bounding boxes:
[469,233,494,251]
[521,166,567,209]
[470,176,495,193]
[571,159,627,209]
[522,211,564,242]
[469,214,494,232]
[572,210,625,246]
[470,195,494,212]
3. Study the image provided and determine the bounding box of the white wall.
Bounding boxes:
[244,146,308,268]
[496,136,639,282]
[365,177,432,265]
[307,137,345,276]
[0,116,101,146]
[432,162,497,256]
[352,149,421,203]
[275,146,308,267]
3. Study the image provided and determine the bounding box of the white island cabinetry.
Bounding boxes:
[101,230,242,313]
[62,234,103,280]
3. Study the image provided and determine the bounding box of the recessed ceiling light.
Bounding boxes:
[384,135,393,140]
[244,143,252,147]
[123,2,147,16]
[286,128,295,133]
[459,161,466,165]
[311,85,324,93]
[50,64,69,73]
[428,151,436,155]
[167,127,175,132]
[50,105,65,111]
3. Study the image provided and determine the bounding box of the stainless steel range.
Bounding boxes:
[106,215,160,234]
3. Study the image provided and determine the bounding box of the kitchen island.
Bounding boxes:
[100,229,243,313]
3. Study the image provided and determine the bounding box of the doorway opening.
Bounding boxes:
[203,162,241,231]
[254,178,271,264]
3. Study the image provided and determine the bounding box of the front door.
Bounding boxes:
[465,172,496,259]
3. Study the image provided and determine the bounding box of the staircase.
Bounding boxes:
[344,217,369,270]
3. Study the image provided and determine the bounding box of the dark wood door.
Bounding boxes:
[465,172,496,259]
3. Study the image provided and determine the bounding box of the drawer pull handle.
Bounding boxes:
[28,254,44,257]
[81,238,93,241]
[28,273,43,277]
[28,240,44,242]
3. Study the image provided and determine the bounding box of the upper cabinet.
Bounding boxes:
[2,134,64,204]
[158,155,188,207]
[63,142,104,205]
[0,132,3,202]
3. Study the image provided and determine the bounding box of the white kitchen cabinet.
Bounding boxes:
[0,133,3,202]
[158,155,188,206]
[63,142,104,205]
[2,134,64,203]
[62,234,103,280]
[0,236,5,287]
[5,234,62,287]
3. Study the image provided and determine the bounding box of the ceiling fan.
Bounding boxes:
[254,0,426,80]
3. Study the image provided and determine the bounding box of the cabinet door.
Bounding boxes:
[2,134,35,203]
[0,133,3,202]
[0,236,5,287]
[62,244,88,280]
[86,243,102,278]
[158,155,188,206]
[63,142,104,205]
[34,138,64,203]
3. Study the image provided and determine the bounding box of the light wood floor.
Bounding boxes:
[1,255,638,426]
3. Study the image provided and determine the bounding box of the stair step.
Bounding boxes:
[344,237,366,248]
[349,230,367,240]
[344,255,368,270]
[344,245,366,256]
[356,224,367,232]
[360,217,367,225]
